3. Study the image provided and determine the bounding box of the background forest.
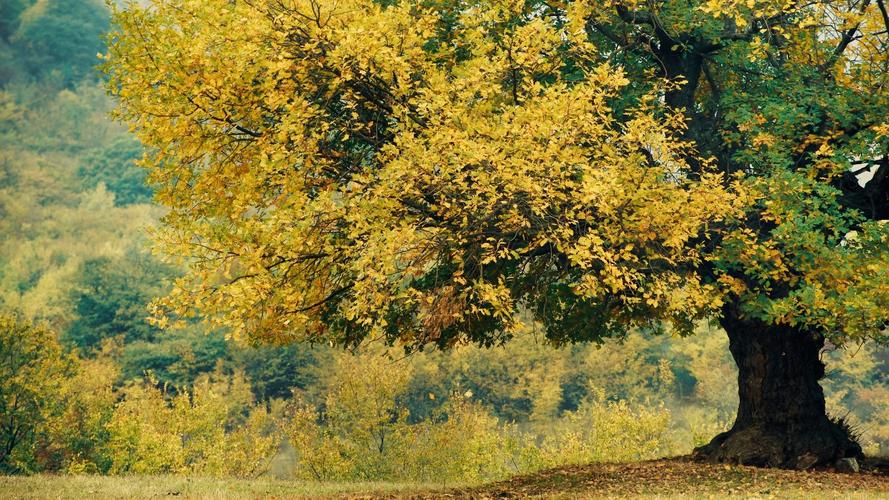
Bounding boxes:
[1,0,888,483]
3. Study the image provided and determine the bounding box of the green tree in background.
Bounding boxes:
[0,0,32,42]
[117,329,229,388]
[12,0,108,84]
[78,136,151,206]
[66,252,172,352]
[235,343,325,401]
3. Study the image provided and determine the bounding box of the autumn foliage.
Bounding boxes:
[107,0,745,348]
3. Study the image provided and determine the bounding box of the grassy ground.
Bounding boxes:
[0,475,453,499]
[2,458,888,499]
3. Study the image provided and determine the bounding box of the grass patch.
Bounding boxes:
[0,475,454,499]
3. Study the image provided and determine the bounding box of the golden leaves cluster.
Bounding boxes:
[108,0,740,346]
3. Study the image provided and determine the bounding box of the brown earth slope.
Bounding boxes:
[395,457,889,499]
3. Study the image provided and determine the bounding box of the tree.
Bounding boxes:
[78,135,152,206]
[0,0,32,42]
[106,0,889,468]
[0,313,74,472]
[66,251,173,353]
[12,0,109,84]
[234,342,326,402]
[117,328,229,387]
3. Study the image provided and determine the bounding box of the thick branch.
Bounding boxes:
[877,0,889,33]
[822,0,873,70]
[614,5,653,25]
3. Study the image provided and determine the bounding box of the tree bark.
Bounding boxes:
[693,305,862,468]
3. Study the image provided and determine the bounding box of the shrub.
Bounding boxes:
[528,386,672,468]
[284,350,414,481]
[105,370,279,477]
[406,398,524,483]
[34,346,118,473]
[0,313,74,473]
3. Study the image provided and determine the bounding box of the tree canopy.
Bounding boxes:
[107,0,888,352]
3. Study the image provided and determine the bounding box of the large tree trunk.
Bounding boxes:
[693,305,862,468]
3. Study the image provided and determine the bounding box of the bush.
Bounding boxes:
[105,370,279,477]
[284,349,674,484]
[406,398,524,483]
[0,312,74,473]
[524,386,672,469]
[33,345,118,473]
[284,350,415,481]
[287,392,525,483]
